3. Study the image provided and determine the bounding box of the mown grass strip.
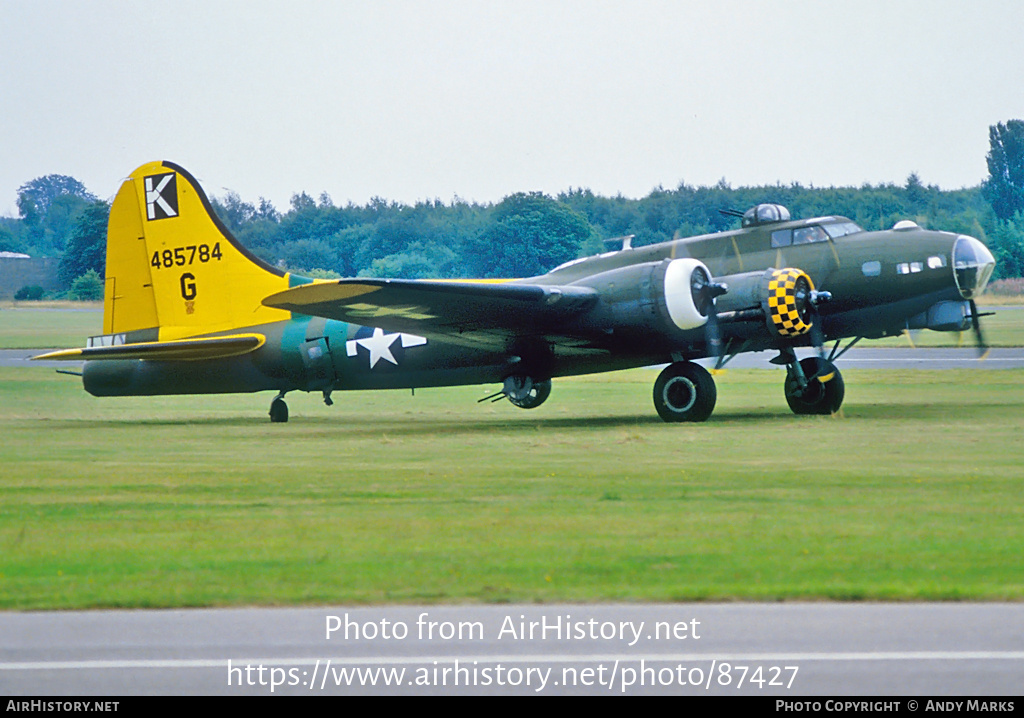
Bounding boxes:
[2,366,1022,609]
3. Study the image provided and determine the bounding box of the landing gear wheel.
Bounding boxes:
[653,362,716,422]
[784,357,844,415]
[505,376,551,409]
[269,397,289,423]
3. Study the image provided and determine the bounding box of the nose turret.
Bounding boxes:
[953,235,996,298]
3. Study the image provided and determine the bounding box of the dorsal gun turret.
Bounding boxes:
[742,204,791,228]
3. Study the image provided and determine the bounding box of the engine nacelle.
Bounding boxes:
[662,257,714,330]
[581,258,714,337]
[762,268,816,337]
[715,267,817,338]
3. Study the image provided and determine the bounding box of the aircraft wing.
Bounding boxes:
[262,279,600,342]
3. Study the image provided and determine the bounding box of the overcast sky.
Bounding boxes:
[3,0,1024,217]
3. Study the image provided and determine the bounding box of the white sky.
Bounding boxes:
[2,0,1023,217]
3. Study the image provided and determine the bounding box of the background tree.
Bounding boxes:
[360,241,459,279]
[57,201,109,287]
[279,238,339,274]
[982,120,1024,221]
[986,213,1024,279]
[464,192,596,277]
[211,191,256,232]
[0,223,25,254]
[17,174,96,220]
[14,285,45,300]
[16,174,97,256]
[68,269,104,301]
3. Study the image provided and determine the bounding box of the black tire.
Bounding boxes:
[269,397,289,423]
[653,362,717,422]
[784,357,844,415]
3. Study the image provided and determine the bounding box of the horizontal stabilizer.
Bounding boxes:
[33,334,266,362]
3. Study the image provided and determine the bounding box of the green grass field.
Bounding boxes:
[2,365,1023,609]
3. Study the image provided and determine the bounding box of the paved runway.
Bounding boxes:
[698,346,1024,370]
[2,603,1022,696]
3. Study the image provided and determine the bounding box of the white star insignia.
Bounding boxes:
[346,329,427,369]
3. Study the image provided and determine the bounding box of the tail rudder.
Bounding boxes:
[103,161,292,340]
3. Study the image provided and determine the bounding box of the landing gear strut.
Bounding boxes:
[784,356,844,415]
[269,392,289,423]
[653,361,716,422]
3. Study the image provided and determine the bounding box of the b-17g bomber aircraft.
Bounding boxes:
[37,162,996,423]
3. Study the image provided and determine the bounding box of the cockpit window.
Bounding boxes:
[768,219,863,250]
[771,229,792,248]
[793,226,829,244]
[823,222,863,239]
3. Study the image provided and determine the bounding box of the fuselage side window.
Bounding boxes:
[862,261,881,277]
[771,229,792,248]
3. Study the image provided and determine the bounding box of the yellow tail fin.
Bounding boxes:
[104,161,292,340]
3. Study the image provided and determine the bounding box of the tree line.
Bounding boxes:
[4,120,1024,299]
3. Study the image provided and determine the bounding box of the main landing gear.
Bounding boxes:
[780,354,845,415]
[653,361,717,422]
[479,375,552,409]
[505,375,551,408]
[651,353,846,422]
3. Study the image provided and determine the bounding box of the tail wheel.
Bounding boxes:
[784,357,844,415]
[269,397,289,423]
[653,362,716,422]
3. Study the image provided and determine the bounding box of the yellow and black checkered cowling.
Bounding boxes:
[762,268,814,337]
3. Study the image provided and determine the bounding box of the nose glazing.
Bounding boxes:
[953,235,996,298]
